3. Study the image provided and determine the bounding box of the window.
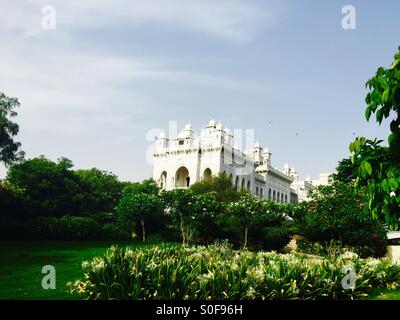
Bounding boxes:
[178,140,184,145]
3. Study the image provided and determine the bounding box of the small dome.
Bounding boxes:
[224,127,231,135]
[262,147,270,154]
[207,118,216,127]
[216,122,223,130]
[184,122,192,131]
[283,163,289,169]
[253,142,260,148]
[159,132,166,139]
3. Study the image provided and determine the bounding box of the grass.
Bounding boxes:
[368,288,400,300]
[0,241,156,300]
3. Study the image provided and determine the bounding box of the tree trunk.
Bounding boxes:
[140,219,146,242]
[243,226,248,249]
[180,214,185,244]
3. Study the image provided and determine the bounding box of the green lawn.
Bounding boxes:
[0,241,153,300]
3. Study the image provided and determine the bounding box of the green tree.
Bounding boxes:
[332,158,357,183]
[75,168,124,213]
[123,179,160,196]
[293,181,387,257]
[350,47,400,229]
[6,156,84,216]
[190,172,243,202]
[226,194,263,249]
[0,92,24,165]
[116,193,164,241]
[161,189,196,244]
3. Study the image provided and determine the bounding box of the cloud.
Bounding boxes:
[0,0,277,43]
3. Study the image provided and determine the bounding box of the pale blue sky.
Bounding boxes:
[0,0,399,181]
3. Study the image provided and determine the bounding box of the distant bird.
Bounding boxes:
[295,133,299,136]
[352,132,356,135]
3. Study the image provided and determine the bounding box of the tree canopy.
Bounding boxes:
[0,92,24,166]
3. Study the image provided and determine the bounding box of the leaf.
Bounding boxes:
[376,109,384,124]
[388,133,396,146]
[382,87,390,103]
[365,106,372,121]
[389,178,399,191]
[362,161,372,176]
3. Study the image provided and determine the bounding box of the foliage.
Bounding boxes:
[332,158,357,183]
[122,179,160,197]
[190,172,243,202]
[116,193,165,241]
[29,215,103,240]
[6,156,84,217]
[293,181,387,257]
[70,243,400,300]
[0,92,24,166]
[350,47,400,229]
[76,168,125,214]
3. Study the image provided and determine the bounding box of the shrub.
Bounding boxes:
[116,193,165,242]
[293,181,387,258]
[70,243,400,300]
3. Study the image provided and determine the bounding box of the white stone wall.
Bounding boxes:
[153,120,295,203]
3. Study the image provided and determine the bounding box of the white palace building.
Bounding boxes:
[152,119,329,203]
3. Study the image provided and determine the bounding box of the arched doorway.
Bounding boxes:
[256,187,259,197]
[235,176,239,190]
[175,166,190,187]
[247,180,251,192]
[260,188,263,199]
[268,189,271,200]
[277,192,280,203]
[273,190,276,201]
[241,178,245,189]
[203,168,212,180]
[160,171,167,190]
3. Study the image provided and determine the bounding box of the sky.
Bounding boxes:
[1,0,399,182]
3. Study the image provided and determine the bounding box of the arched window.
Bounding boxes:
[268,189,272,200]
[281,194,284,203]
[160,171,167,190]
[235,176,239,190]
[247,180,251,192]
[175,166,190,188]
[256,187,259,196]
[260,188,263,199]
[277,192,280,203]
[241,178,245,189]
[203,168,212,180]
[273,190,276,201]
[285,194,288,203]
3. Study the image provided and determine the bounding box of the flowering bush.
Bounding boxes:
[69,243,400,300]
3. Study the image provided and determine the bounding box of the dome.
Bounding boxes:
[184,122,192,131]
[283,163,289,170]
[224,127,231,135]
[262,147,270,154]
[207,118,216,127]
[159,132,166,139]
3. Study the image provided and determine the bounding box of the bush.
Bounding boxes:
[293,181,387,258]
[28,215,103,240]
[70,243,400,300]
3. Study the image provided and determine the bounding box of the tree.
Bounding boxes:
[190,172,243,202]
[75,168,124,213]
[161,189,196,244]
[226,194,262,249]
[116,193,164,241]
[332,157,357,183]
[350,47,400,229]
[123,179,160,196]
[0,92,24,165]
[293,181,387,257]
[6,156,84,216]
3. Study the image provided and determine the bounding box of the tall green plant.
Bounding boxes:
[350,47,400,229]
